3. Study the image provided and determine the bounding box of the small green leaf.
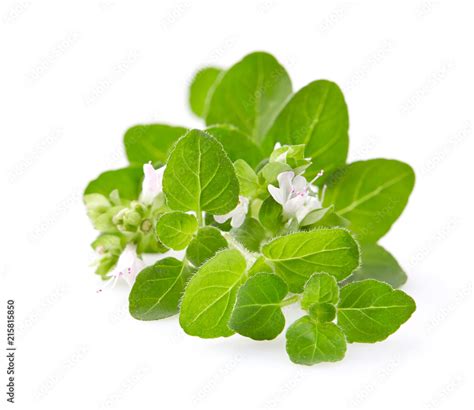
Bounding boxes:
[129,258,193,320]
[301,272,339,310]
[206,125,264,168]
[163,129,239,215]
[299,206,334,227]
[179,249,247,338]
[262,228,360,293]
[258,161,292,184]
[186,226,227,267]
[234,159,260,197]
[323,159,415,242]
[229,273,288,340]
[264,80,349,179]
[189,67,223,118]
[308,303,337,323]
[155,211,198,250]
[206,52,292,143]
[337,280,416,343]
[286,317,346,365]
[231,218,266,252]
[349,243,407,288]
[84,166,142,200]
[259,196,285,234]
[124,124,187,165]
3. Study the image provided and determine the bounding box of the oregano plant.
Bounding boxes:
[84,51,416,365]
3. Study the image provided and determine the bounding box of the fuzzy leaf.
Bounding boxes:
[323,159,415,242]
[179,249,247,338]
[155,211,198,250]
[337,280,416,343]
[129,258,193,320]
[186,226,227,267]
[262,228,360,293]
[231,217,266,252]
[286,317,346,365]
[229,273,288,340]
[206,52,292,143]
[163,129,239,215]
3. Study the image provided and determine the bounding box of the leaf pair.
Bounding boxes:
[286,273,416,365]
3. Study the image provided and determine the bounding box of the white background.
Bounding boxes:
[1,1,473,409]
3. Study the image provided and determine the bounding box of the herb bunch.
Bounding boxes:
[84,52,416,365]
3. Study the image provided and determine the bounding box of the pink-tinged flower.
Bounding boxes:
[97,244,144,292]
[214,196,249,228]
[139,163,165,205]
[268,171,324,223]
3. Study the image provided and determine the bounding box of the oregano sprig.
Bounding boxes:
[83,51,416,365]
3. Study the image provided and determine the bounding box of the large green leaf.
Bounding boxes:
[186,226,228,267]
[189,67,223,118]
[264,80,349,179]
[229,273,288,340]
[84,166,142,200]
[163,129,239,215]
[323,159,415,242]
[205,125,264,168]
[206,52,292,144]
[337,280,416,343]
[124,124,187,165]
[155,211,198,250]
[262,228,360,293]
[286,317,346,365]
[179,249,247,338]
[349,243,407,288]
[129,258,193,320]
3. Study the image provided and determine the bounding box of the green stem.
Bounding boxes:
[196,209,203,227]
[280,294,300,307]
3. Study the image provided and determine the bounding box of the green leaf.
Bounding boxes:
[337,279,416,343]
[231,218,266,252]
[206,52,292,144]
[179,249,247,338]
[262,228,360,292]
[323,159,415,242]
[163,129,239,215]
[301,272,339,310]
[308,303,337,323]
[124,124,187,165]
[186,226,227,267]
[189,67,223,118]
[286,317,346,365]
[229,273,288,340]
[299,206,334,227]
[205,125,264,168]
[84,166,142,200]
[248,256,273,277]
[258,196,285,234]
[155,211,198,250]
[258,161,292,184]
[129,258,193,320]
[349,243,407,288]
[234,159,260,197]
[264,80,349,179]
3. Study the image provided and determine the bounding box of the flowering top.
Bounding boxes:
[214,196,249,228]
[139,163,165,205]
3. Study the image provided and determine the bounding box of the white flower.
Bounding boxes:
[97,244,144,292]
[139,163,165,205]
[214,196,249,228]
[268,171,324,223]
